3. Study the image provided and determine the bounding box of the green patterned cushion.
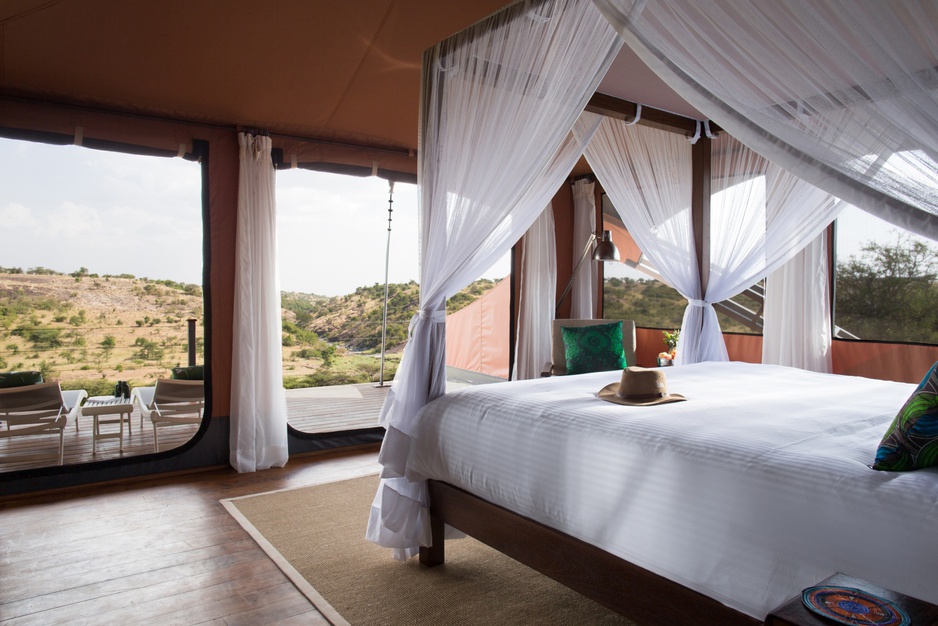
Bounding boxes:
[561,322,627,376]
[872,361,938,471]
[0,371,43,388]
[171,365,204,380]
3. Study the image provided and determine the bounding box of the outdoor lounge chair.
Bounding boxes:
[132,379,204,452]
[0,381,77,465]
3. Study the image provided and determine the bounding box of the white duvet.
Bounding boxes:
[408,361,938,619]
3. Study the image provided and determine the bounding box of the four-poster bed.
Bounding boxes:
[368,0,938,622]
[409,363,938,621]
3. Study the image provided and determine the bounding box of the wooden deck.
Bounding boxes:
[0,383,389,473]
[285,382,389,433]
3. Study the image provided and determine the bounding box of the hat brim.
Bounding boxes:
[597,382,687,406]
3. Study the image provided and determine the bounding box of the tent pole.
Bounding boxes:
[378,181,394,387]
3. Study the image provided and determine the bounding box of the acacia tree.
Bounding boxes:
[836,234,938,343]
[100,335,116,354]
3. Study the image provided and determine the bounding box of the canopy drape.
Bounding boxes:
[230,133,289,472]
[763,232,833,372]
[585,118,843,364]
[513,204,557,381]
[592,0,938,240]
[582,115,699,355]
[366,0,623,559]
[570,178,597,318]
[366,0,921,560]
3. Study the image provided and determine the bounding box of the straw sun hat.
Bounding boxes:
[598,366,687,406]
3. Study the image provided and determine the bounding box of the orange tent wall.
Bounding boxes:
[833,339,938,383]
[636,327,938,384]
[446,277,511,379]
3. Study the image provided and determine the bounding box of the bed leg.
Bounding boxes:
[419,512,445,567]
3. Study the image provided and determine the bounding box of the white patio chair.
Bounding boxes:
[62,388,89,431]
[0,381,77,465]
[133,379,204,452]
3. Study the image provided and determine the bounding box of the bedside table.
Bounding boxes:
[765,572,938,625]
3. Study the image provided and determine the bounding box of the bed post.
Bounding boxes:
[419,505,445,566]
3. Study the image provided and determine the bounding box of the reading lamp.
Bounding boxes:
[555,230,620,314]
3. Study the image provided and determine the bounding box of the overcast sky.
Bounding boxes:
[0,136,918,298]
[0,137,509,297]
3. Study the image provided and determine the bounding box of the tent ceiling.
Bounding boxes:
[0,0,701,155]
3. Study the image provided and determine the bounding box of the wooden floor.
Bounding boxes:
[0,383,389,474]
[0,447,382,625]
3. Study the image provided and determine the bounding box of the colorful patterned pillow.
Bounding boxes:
[872,361,938,471]
[0,371,43,388]
[561,322,627,376]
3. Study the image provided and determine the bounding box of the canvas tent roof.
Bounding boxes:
[0,0,701,172]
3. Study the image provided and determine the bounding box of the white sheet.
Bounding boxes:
[408,361,938,619]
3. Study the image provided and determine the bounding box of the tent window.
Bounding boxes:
[275,169,417,434]
[0,136,204,472]
[834,206,938,344]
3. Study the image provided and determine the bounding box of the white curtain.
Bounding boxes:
[570,179,597,318]
[763,232,833,372]
[583,115,699,355]
[513,204,557,380]
[585,117,843,364]
[230,133,289,473]
[366,0,622,559]
[593,0,938,240]
[697,133,844,363]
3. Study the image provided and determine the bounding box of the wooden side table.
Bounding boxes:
[80,396,133,454]
[765,572,938,625]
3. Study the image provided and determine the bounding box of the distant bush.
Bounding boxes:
[283,370,369,388]
[12,326,63,348]
[60,378,121,396]
[38,360,55,380]
[294,348,319,360]
[282,320,321,346]
[133,337,164,360]
[26,267,60,275]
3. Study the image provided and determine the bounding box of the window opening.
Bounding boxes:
[0,137,204,472]
[834,205,938,343]
[276,170,509,435]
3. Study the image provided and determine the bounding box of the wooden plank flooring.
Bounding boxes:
[1,383,389,473]
[285,383,389,433]
[0,446,382,624]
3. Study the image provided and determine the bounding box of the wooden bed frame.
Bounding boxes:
[418,480,762,626]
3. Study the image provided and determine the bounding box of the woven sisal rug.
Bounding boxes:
[222,474,635,626]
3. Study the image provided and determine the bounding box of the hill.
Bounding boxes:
[603,276,756,334]
[0,271,204,394]
[0,270,499,391]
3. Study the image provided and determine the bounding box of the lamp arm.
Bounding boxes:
[555,232,597,314]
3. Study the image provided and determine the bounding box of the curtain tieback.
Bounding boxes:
[408,309,446,337]
[418,309,446,323]
[688,299,712,308]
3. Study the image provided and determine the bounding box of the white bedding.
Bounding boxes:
[408,361,938,619]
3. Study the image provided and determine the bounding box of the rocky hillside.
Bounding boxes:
[283,279,499,352]
[0,269,499,390]
[0,271,204,392]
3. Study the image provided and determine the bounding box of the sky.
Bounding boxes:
[0,137,508,297]
[0,136,924,298]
